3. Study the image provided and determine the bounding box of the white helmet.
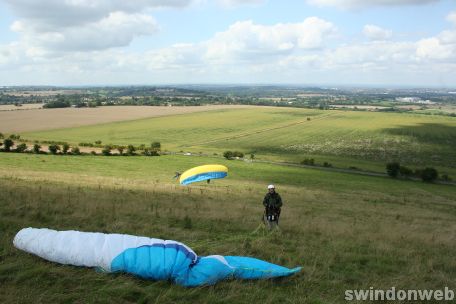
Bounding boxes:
[268,184,275,189]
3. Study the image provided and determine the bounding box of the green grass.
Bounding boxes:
[1,154,456,303]
[21,107,456,175]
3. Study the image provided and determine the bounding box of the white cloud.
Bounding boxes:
[218,0,264,8]
[307,0,439,9]
[204,18,336,63]
[4,0,192,52]
[363,25,392,41]
[416,37,456,60]
[1,14,456,86]
[4,0,191,29]
[12,12,158,51]
[447,11,456,26]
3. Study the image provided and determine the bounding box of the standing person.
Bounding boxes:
[263,185,282,230]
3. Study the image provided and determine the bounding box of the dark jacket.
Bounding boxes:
[263,192,282,210]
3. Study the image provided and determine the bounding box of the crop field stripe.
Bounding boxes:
[182,113,335,147]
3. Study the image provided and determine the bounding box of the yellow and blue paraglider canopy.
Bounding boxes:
[179,164,228,185]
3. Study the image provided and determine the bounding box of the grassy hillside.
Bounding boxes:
[21,107,456,174]
[1,154,456,303]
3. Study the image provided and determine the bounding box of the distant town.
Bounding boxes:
[1,85,455,116]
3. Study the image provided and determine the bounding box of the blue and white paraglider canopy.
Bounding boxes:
[13,228,301,287]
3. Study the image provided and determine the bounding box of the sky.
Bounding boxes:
[0,0,455,87]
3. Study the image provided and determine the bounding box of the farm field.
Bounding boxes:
[0,105,252,133]
[19,107,456,175]
[1,153,456,303]
[0,103,43,111]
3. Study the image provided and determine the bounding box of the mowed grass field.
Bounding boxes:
[20,107,456,174]
[1,153,456,303]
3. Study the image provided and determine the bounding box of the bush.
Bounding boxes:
[43,100,70,108]
[126,145,136,156]
[101,145,112,156]
[0,132,3,139]
[15,143,27,153]
[301,158,315,166]
[3,138,14,152]
[9,134,20,140]
[323,162,332,167]
[71,146,81,155]
[33,144,41,154]
[441,174,452,182]
[79,142,94,147]
[117,146,125,155]
[62,143,70,154]
[232,151,244,158]
[386,162,400,178]
[48,144,60,155]
[143,148,160,156]
[151,142,161,151]
[90,151,97,155]
[421,167,438,183]
[95,140,102,145]
[223,151,234,159]
[399,166,413,177]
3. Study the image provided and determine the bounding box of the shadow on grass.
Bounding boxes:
[382,123,456,147]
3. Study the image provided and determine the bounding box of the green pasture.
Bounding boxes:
[0,153,456,303]
[20,107,456,174]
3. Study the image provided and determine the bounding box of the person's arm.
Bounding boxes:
[263,194,268,207]
[277,194,283,208]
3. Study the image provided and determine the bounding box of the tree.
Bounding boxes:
[233,151,244,158]
[386,162,400,178]
[441,174,452,182]
[127,145,136,155]
[151,141,161,151]
[71,146,81,155]
[223,151,233,160]
[33,144,41,154]
[101,145,112,156]
[3,138,14,152]
[399,165,413,177]
[301,158,315,166]
[143,148,159,156]
[62,143,70,154]
[421,167,438,183]
[15,143,27,153]
[95,140,102,145]
[0,132,3,139]
[323,162,332,167]
[48,144,60,155]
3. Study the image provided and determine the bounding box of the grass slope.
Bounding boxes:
[1,154,456,303]
[21,107,456,174]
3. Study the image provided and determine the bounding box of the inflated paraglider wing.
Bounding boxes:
[179,165,228,185]
[14,228,300,287]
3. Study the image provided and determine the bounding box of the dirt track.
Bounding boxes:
[0,105,252,133]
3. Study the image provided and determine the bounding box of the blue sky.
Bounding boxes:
[0,0,455,86]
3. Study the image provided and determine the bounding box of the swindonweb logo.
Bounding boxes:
[345,287,455,301]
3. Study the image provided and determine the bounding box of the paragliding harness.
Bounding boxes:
[264,205,281,229]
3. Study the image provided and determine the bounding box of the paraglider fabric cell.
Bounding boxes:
[14,228,300,287]
[179,164,228,185]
